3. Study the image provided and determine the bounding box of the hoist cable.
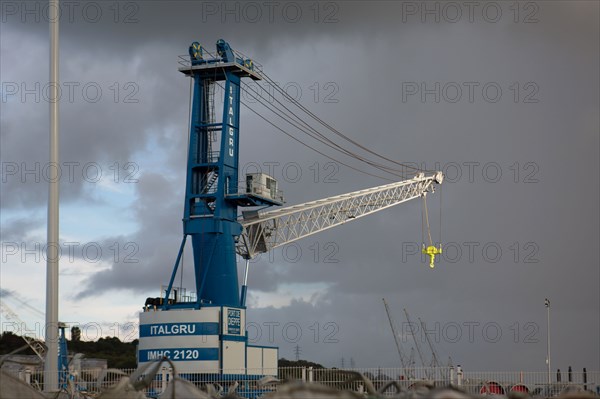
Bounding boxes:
[423,194,433,247]
[240,96,397,181]
[439,184,442,245]
[242,81,416,180]
[207,78,398,181]
[258,71,433,174]
[240,80,411,179]
[421,197,425,246]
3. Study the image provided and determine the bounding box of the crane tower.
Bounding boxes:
[138,39,282,376]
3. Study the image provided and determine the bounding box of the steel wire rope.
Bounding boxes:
[258,71,433,174]
[237,80,409,180]
[211,77,397,181]
[423,194,433,246]
[241,80,416,179]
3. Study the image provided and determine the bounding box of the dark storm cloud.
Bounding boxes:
[73,171,183,299]
[1,1,394,51]
[1,1,598,370]
[0,28,190,208]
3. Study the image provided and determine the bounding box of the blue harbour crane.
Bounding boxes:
[137,39,443,382]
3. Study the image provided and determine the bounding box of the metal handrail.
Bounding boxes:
[177,47,262,73]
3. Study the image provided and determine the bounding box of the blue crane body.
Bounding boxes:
[165,39,278,309]
[137,39,280,376]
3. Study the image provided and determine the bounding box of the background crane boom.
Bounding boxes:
[419,317,442,370]
[382,298,413,379]
[404,308,428,376]
[0,300,47,362]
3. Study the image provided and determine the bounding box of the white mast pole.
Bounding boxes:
[44,0,60,391]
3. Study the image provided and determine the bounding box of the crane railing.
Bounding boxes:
[177,47,262,73]
[236,172,442,259]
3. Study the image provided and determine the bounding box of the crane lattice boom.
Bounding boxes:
[237,172,443,259]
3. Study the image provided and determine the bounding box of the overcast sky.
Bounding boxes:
[1,1,598,372]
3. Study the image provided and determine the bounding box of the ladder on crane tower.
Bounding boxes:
[202,171,219,194]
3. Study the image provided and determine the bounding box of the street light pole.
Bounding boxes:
[545,298,551,385]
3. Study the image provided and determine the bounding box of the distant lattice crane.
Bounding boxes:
[403,308,430,378]
[0,298,71,387]
[382,298,413,379]
[419,317,444,379]
[0,299,47,362]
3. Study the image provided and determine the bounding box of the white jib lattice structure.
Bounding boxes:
[236,172,443,259]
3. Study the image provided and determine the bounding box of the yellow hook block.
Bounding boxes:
[422,245,442,268]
